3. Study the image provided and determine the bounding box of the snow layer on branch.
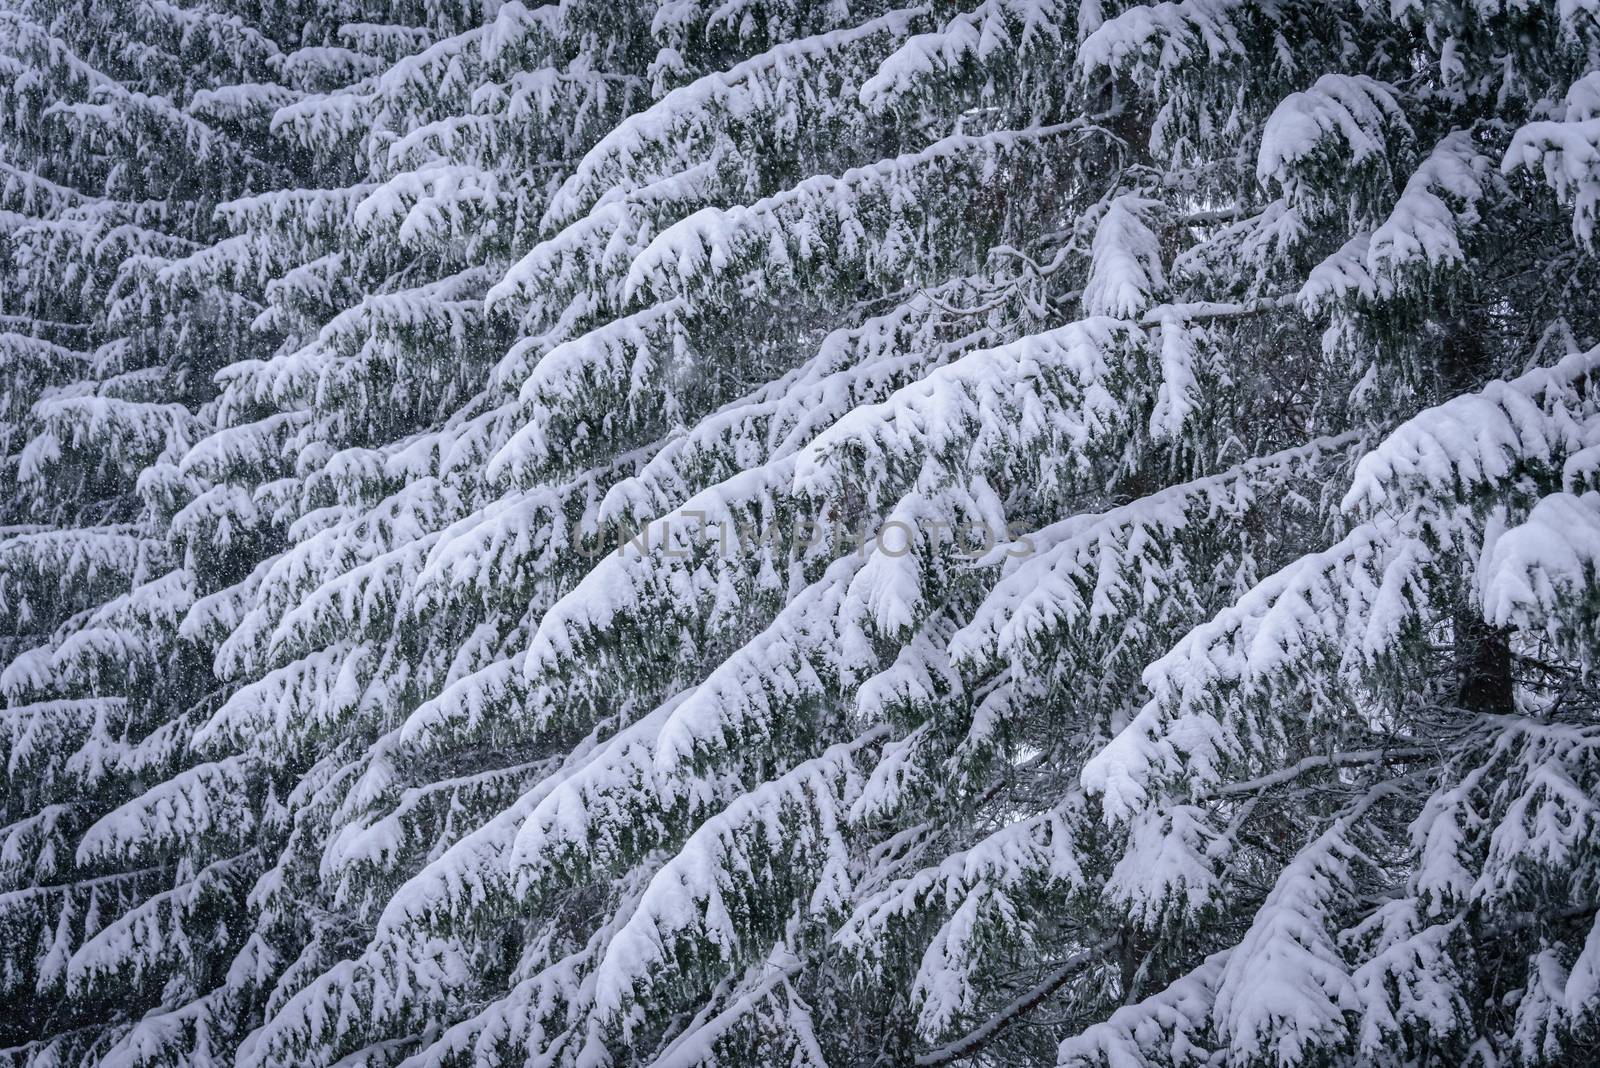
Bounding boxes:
[490,171,714,316]
[518,455,797,677]
[194,642,371,756]
[1296,231,1376,312]
[860,0,1069,111]
[1258,74,1408,211]
[1343,901,1466,1056]
[622,121,1080,302]
[1082,195,1165,319]
[593,284,970,525]
[1211,819,1366,1064]
[215,477,459,679]
[76,755,255,865]
[388,927,608,1068]
[1299,131,1489,312]
[1077,0,1245,85]
[1471,721,1600,910]
[1148,314,1200,440]
[794,317,1145,506]
[908,882,1013,1037]
[649,554,871,774]
[0,526,152,591]
[1505,72,1600,248]
[1366,131,1488,283]
[1482,490,1600,655]
[1174,197,1308,298]
[1080,520,1428,819]
[591,729,886,1027]
[1089,344,1600,821]
[503,693,691,889]
[66,851,260,995]
[1056,950,1227,1066]
[1104,804,1221,928]
[1344,343,1600,516]
[24,396,200,479]
[948,436,1358,668]
[352,163,505,247]
[489,300,691,477]
[543,8,921,231]
[1566,912,1600,1019]
[373,725,629,941]
[840,802,1085,955]
[413,476,597,610]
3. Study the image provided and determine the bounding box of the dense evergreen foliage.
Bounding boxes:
[4,0,1600,1065]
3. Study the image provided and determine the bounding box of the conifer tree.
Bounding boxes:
[1,1,487,1061]
[4,0,1600,1066]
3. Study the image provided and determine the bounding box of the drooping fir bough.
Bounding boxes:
[3,0,1600,1064]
